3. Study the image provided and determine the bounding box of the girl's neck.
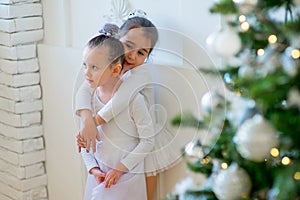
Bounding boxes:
[97,77,122,104]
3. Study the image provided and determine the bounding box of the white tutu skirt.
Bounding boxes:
[144,123,191,176]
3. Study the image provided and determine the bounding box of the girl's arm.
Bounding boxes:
[75,81,99,152]
[75,81,94,114]
[105,93,154,188]
[81,146,99,173]
[120,93,155,171]
[96,64,152,123]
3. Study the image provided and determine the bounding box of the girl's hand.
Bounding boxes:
[94,114,105,126]
[78,109,100,153]
[104,163,128,188]
[104,169,123,188]
[90,167,106,185]
[81,117,100,153]
[76,133,86,153]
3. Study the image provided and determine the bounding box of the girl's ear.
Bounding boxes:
[112,63,122,77]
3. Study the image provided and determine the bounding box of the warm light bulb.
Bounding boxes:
[268,35,277,44]
[294,172,300,180]
[241,22,250,31]
[239,15,246,22]
[200,156,211,164]
[257,49,264,56]
[221,162,228,169]
[291,49,300,59]
[281,156,291,165]
[270,148,279,157]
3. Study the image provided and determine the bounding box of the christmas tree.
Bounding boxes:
[168,0,300,199]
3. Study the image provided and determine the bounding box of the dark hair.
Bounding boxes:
[119,16,158,55]
[87,25,124,67]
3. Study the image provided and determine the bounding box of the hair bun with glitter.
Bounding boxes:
[128,9,147,19]
[98,23,119,37]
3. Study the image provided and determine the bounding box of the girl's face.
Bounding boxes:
[82,47,117,88]
[120,28,152,71]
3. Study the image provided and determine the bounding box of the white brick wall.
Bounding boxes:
[0,0,47,199]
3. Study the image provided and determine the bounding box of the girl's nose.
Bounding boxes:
[84,68,91,77]
[127,50,136,61]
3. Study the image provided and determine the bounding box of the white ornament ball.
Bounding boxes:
[213,163,252,200]
[206,30,219,54]
[201,91,225,115]
[281,48,298,77]
[233,0,258,14]
[184,140,205,163]
[287,88,300,108]
[234,114,279,162]
[213,29,242,57]
[238,65,255,78]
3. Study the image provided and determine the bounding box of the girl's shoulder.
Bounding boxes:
[129,92,147,111]
[130,92,145,104]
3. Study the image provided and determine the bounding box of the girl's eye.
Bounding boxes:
[82,63,87,69]
[92,65,98,70]
[125,43,133,49]
[138,51,145,56]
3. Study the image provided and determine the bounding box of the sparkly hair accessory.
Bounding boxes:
[128,9,147,19]
[98,23,119,37]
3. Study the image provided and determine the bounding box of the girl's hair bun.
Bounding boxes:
[98,23,119,37]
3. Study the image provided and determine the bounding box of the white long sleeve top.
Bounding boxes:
[81,93,155,173]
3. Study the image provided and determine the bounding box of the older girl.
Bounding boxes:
[76,10,178,200]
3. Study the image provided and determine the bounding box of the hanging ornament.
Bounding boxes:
[256,45,281,76]
[184,139,213,175]
[212,28,242,57]
[280,47,298,76]
[223,72,235,91]
[173,177,194,199]
[234,114,279,162]
[184,139,205,163]
[227,96,256,128]
[233,0,258,14]
[206,30,219,54]
[287,88,300,108]
[201,91,226,115]
[213,163,252,200]
[238,65,255,78]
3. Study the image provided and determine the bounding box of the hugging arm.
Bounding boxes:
[120,93,155,171]
[96,65,151,123]
[104,93,155,188]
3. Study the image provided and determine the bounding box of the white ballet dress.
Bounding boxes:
[81,93,154,200]
[76,63,183,176]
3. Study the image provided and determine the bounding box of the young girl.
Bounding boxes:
[80,23,155,200]
[76,10,180,200]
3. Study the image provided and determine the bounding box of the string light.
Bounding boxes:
[257,48,264,56]
[281,156,291,165]
[239,15,246,22]
[241,22,250,32]
[221,162,228,169]
[268,35,277,44]
[235,90,241,96]
[291,49,300,59]
[294,172,300,180]
[200,156,211,164]
[270,148,279,157]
